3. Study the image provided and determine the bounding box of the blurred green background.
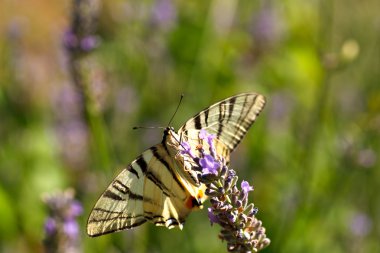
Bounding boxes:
[0,0,379,252]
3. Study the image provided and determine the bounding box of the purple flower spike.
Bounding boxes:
[43,189,82,252]
[175,125,269,251]
[200,154,220,175]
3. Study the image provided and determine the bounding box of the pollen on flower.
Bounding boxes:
[197,189,205,200]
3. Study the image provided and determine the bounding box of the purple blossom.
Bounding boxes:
[180,141,196,159]
[151,0,177,30]
[63,32,99,52]
[63,30,78,49]
[80,35,99,51]
[350,213,372,237]
[250,4,282,47]
[241,180,254,195]
[199,129,209,140]
[227,212,237,223]
[200,154,220,175]
[67,200,83,219]
[199,129,216,155]
[44,218,57,235]
[180,141,191,153]
[63,219,80,239]
[208,208,219,225]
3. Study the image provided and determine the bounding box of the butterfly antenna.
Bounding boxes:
[167,94,184,127]
[132,126,165,130]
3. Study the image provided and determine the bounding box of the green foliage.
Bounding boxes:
[0,0,379,252]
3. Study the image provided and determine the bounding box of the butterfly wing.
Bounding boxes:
[87,144,196,237]
[87,93,266,236]
[178,93,266,157]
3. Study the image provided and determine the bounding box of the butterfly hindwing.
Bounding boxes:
[87,144,196,237]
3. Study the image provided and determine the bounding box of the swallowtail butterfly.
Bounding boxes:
[87,93,266,236]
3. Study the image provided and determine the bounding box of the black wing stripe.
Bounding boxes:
[194,114,202,129]
[113,180,129,194]
[217,101,226,139]
[135,155,148,174]
[127,165,140,179]
[204,108,209,125]
[150,146,186,192]
[134,153,174,197]
[89,214,146,224]
[231,95,260,149]
[103,190,124,201]
[145,171,171,197]
[112,180,144,200]
[92,208,124,214]
[227,96,236,122]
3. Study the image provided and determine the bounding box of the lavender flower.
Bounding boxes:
[180,141,196,159]
[151,0,177,30]
[63,30,79,50]
[350,212,372,237]
[180,131,270,252]
[63,30,99,52]
[199,154,220,175]
[199,129,217,156]
[44,218,57,236]
[241,181,254,196]
[208,207,220,225]
[63,0,101,53]
[42,189,83,253]
[80,35,99,51]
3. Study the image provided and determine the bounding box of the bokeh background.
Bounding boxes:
[0,0,379,252]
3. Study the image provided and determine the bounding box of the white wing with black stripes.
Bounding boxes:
[87,141,203,237]
[178,93,266,158]
[87,92,266,237]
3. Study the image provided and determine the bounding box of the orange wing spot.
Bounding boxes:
[185,191,205,210]
[185,196,197,209]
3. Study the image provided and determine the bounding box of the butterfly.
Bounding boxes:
[87,93,266,236]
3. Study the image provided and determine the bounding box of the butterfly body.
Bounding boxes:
[87,93,266,237]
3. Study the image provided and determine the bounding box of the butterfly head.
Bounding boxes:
[163,126,181,146]
[163,126,175,135]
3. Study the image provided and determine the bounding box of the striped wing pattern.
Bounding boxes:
[87,92,266,237]
[87,144,196,237]
[178,93,266,153]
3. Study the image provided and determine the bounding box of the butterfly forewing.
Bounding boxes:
[178,93,266,153]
